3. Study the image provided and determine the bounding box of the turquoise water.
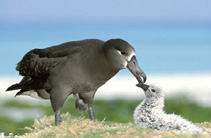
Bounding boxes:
[0,22,211,75]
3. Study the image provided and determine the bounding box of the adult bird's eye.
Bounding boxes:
[121,51,126,55]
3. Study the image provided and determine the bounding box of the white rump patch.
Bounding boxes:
[21,90,44,100]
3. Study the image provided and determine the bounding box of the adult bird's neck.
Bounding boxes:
[84,46,120,88]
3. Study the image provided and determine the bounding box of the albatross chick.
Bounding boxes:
[134,83,202,134]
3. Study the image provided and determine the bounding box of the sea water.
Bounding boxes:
[0,22,210,75]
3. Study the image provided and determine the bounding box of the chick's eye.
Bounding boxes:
[151,89,156,92]
[121,51,126,55]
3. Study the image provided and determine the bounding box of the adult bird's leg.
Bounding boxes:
[55,110,62,126]
[78,92,96,121]
[50,87,70,125]
[88,105,95,121]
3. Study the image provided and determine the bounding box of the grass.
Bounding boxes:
[21,113,211,138]
[1,95,211,136]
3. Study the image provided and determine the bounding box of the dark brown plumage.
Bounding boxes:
[6,39,147,125]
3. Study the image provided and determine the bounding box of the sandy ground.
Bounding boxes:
[1,72,211,106]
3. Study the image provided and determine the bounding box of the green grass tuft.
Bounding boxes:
[1,96,211,136]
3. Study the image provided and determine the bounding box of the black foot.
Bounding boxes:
[55,112,62,125]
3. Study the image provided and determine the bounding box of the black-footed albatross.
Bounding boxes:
[6,38,147,125]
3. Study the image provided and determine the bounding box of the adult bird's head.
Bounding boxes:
[104,39,147,84]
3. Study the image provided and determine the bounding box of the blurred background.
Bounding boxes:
[0,0,211,135]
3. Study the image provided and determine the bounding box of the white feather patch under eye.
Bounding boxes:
[123,62,128,68]
[128,52,135,61]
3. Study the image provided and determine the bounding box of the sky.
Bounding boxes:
[1,0,211,120]
[0,0,211,23]
[0,0,211,75]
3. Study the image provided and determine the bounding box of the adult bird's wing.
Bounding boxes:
[7,42,82,92]
[16,43,82,77]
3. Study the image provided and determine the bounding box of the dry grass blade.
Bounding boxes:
[21,113,211,138]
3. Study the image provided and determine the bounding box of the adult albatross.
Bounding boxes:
[6,39,147,125]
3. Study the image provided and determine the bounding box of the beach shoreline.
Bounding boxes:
[1,72,211,106]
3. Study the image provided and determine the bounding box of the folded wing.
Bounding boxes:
[7,42,82,93]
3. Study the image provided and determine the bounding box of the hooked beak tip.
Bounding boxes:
[136,72,147,84]
[142,73,147,83]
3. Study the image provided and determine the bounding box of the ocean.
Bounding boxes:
[0,22,211,75]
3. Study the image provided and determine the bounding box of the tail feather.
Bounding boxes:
[6,83,24,91]
[15,90,26,97]
[6,76,47,97]
[6,76,31,91]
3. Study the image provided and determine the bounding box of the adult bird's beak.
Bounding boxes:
[127,55,147,83]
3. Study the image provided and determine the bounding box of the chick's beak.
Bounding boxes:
[136,83,149,91]
[127,55,147,83]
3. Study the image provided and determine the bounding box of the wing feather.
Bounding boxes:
[16,43,82,77]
